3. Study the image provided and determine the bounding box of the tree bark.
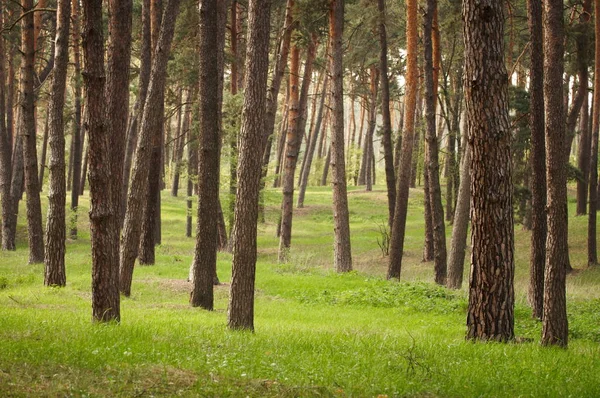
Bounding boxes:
[0,0,15,251]
[527,0,546,320]
[20,0,45,264]
[228,0,272,330]
[377,0,396,226]
[387,0,418,279]
[423,0,447,286]
[464,0,515,342]
[542,0,569,347]
[358,66,378,190]
[83,0,120,322]
[446,138,470,289]
[38,114,49,190]
[119,0,181,297]
[190,0,221,310]
[44,0,71,287]
[70,0,83,239]
[329,0,352,273]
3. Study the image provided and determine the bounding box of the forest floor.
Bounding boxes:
[1,184,599,397]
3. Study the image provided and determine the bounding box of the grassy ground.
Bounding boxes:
[1,184,599,397]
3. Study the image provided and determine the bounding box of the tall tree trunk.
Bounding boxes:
[186,111,197,239]
[297,74,328,208]
[79,140,88,194]
[446,138,470,289]
[387,0,418,279]
[139,0,164,265]
[228,0,272,331]
[0,0,15,251]
[83,0,120,322]
[542,0,569,347]
[277,43,301,262]
[377,0,396,226]
[527,0,546,320]
[119,0,181,297]
[106,0,133,267]
[358,67,379,189]
[321,143,331,186]
[424,0,446,285]
[70,0,83,239]
[172,89,193,197]
[20,0,45,264]
[587,0,600,266]
[329,0,352,273]
[464,0,515,342]
[577,95,591,216]
[9,133,25,247]
[44,0,71,287]
[190,0,221,310]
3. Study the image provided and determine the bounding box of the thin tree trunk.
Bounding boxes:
[83,0,120,322]
[190,0,221,310]
[377,0,396,225]
[388,0,418,279]
[446,138,470,289]
[542,0,569,347]
[359,67,379,189]
[38,113,49,190]
[70,0,83,239]
[329,0,352,273]
[321,144,331,186]
[228,0,272,330]
[424,0,446,285]
[20,0,45,264]
[119,0,181,297]
[527,0,546,320]
[464,0,515,342]
[422,154,434,262]
[172,89,192,197]
[297,74,328,208]
[79,140,88,194]
[44,0,70,287]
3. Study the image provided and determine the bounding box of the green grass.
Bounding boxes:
[1,184,599,397]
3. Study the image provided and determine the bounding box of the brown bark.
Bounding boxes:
[38,114,49,190]
[106,0,133,262]
[464,0,514,342]
[387,0,418,279]
[119,0,181,297]
[172,89,193,197]
[358,66,379,190]
[83,0,120,322]
[20,0,45,264]
[139,0,164,265]
[44,0,71,287]
[0,0,15,251]
[527,0,546,320]
[277,43,301,262]
[423,0,446,286]
[190,0,221,310]
[446,138,470,289]
[297,74,328,208]
[228,0,272,331]
[377,0,396,226]
[542,0,569,347]
[329,0,352,273]
[588,0,600,266]
[70,0,83,239]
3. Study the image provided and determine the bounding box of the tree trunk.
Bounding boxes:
[321,144,331,186]
[172,89,193,197]
[119,0,181,297]
[422,158,434,262]
[79,140,88,194]
[44,0,71,287]
[377,0,396,225]
[83,0,120,322]
[277,43,301,262]
[359,66,379,190]
[527,0,546,320]
[587,0,600,266]
[297,74,328,208]
[228,0,271,330]
[464,0,515,342]
[190,0,221,310]
[329,0,352,273]
[446,138,470,289]
[106,0,133,265]
[70,0,83,239]
[20,0,45,264]
[0,0,15,251]
[387,0,418,279]
[38,113,49,190]
[424,0,446,285]
[186,113,197,238]
[542,0,569,347]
